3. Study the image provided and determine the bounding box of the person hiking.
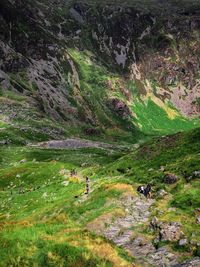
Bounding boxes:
[71,169,77,176]
[85,176,90,195]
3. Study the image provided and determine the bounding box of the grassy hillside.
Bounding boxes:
[1,48,198,147]
[69,49,199,138]
[0,128,199,266]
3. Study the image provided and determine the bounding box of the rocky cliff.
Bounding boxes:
[0,0,199,142]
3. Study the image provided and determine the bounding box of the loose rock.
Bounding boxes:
[179,239,188,246]
[172,257,200,267]
[164,173,179,184]
[159,222,183,242]
[156,189,168,197]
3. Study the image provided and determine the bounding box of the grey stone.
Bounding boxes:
[179,239,188,246]
[168,207,177,212]
[193,171,200,177]
[157,189,168,197]
[150,216,159,230]
[164,173,179,184]
[196,216,200,224]
[159,222,183,241]
[69,8,84,24]
[172,257,200,267]
[160,166,165,171]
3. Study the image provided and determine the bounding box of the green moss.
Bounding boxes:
[170,183,200,212]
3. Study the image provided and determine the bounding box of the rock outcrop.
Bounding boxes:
[164,173,179,184]
[159,222,183,242]
[0,0,199,132]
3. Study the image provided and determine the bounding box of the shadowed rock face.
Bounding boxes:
[78,0,200,15]
[0,0,199,128]
[76,3,200,116]
[107,98,131,119]
[0,0,79,122]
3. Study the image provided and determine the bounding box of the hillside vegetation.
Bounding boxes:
[0,0,200,266]
[0,128,200,266]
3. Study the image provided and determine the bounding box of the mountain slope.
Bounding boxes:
[0,0,199,146]
[0,128,200,267]
[0,1,200,266]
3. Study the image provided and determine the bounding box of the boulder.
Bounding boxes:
[156,189,168,197]
[159,222,183,242]
[150,216,159,231]
[164,173,179,184]
[84,128,101,136]
[19,159,27,164]
[0,139,10,145]
[196,215,200,224]
[179,239,188,246]
[130,236,156,257]
[172,257,200,267]
[168,207,177,212]
[148,246,179,267]
[160,166,165,171]
[193,170,200,177]
[107,98,130,119]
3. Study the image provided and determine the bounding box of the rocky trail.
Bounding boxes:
[104,196,180,266]
[88,193,187,267]
[97,194,200,267]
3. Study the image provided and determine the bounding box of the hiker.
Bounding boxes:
[85,176,90,195]
[70,169,77,176]
[137,184,152,198]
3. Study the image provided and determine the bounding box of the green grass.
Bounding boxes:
[0,121,7,128]
[171,182,200,212]
[0,224,113,267]
[68,49,144,143]
[98,128,200,243]
[101,127,200,182]
[0,48,198,146]
[131,96,199,136]
[0,1,200,265]
[0,144,135,266]
[0,50,199,266]
[0,128,200,266]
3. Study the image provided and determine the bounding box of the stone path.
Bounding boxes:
[99,195,180,267]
